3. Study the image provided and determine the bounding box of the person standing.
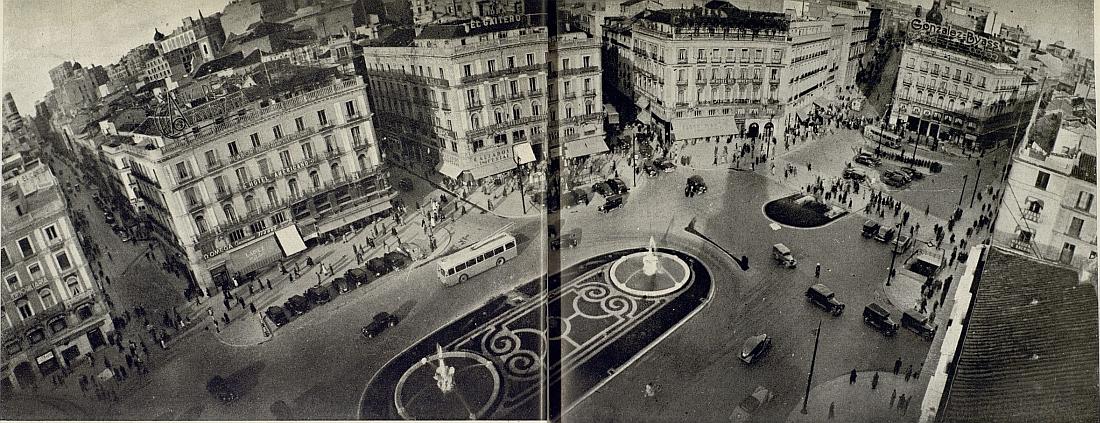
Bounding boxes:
[815,263,821,279]
[893,357,902,375]
[850,369,857,384]
[871,372,879,389]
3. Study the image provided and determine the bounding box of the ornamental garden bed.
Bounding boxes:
[764,194,848,228]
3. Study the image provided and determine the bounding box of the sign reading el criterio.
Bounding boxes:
[910,19,1003,51]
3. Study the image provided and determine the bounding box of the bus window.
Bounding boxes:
[476,255,484,263]
[494,246,504,254]
[505,241,516,249]
[447,268,455,276]
[457,263,467,272]
[465,258,476,267]
[484,250,496,259]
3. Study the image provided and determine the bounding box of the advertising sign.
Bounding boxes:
[910,19,1003,52]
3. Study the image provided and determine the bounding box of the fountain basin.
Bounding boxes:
[609,251,690,297]
[394,351,501,420]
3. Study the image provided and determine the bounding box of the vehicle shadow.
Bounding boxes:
[225,361,266,398]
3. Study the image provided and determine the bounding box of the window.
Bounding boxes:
[185,187,201,206]
[250,133,261,148]
[463,64,472,77]
[317,109,328,126]
[235,167,249,185]
[583,55,590,67]
[351,126,362,145]
[214,175,228,195]
[279,150,292,168]
[487,59,496,72]
[529,77,537,92]
[932,63,940,75]
[273,125,283,139]
[1034,171,1050,189]
[18,237,33,258]
[907,58,915,68]
[532,102,541,116]
[27,262,42,278]
[227,141,239,157]
[5,274,20,289]
[288,179,299,198]
[697,49,705,61]
[223,204,237,222]
[1,249,9,268]
[1076,191,1094,210]
[1069,217,1085,238]
[345,100,357,117]
[205,150,218,167]
[678,49,687,62]
[772,49,782,62]
[176,161,191,179]
[18,302,33,320]
[43,225,58,241]
[39,288,55,308]
[55,251,71,271]
[506,56,514,68]
[954,69,961,80]
[324,135,335,153]
[525,53,534,66]
[257,158,270,176]
[561,58,569,69]
[266,187,279,205]
[512,105,521,120]
[965,72,972,83]
[301,142,313,159]
[294,117,305,132]
[194,214,208,234]
[755,49,763,62]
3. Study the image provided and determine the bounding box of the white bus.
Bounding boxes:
[437,232,518,286]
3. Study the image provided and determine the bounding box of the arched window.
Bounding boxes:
[223,204,237,222]
[331,162,343,180]
[566,105,573,119]
[470,114,480,129]
[358,154,368,171]
[194,214,208,234]
[512,105,521,120]
[494,108,504,124]
[585,101,593,115]
[288,178,299,198]
[245,195,257,213]
[266,187,278,205]
[39,288,55,308]
[532,102,541,116]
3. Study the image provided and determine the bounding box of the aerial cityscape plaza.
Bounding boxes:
[1,0,1097,421]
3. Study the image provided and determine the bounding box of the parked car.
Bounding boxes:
[362,312,400,338]
[285,295,311,316]
[605,178,630,194]
[653,157,676,172]
[863,303,899,336]
[685,175,707,196]
[345,268,370,289]
[598,194,624,213]
[384,251,410,271]
[862,220,882,238]
[642,162,659,177]
[265,306,289,327]
[843,167,868,182]
[592,181,613,197]
[874,226,897,243]
[900,167,925,180]
[563,188,589,208]
[729,386,774,422]
[806,284,845,316]
[854,153,881,166]
[901,309,937,341]
[883,169,911,187]
[881,140,902,149]
[305,286,331,305]
[891,233,913,252]
[739,334,772,364]
[772,243,797,268]
[366,257,389,276]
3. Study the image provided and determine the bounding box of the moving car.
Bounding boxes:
[874,226,897,243]
[891,233,913,252]
[739,334,772,364]
[605,178,630,195]
[653,157,677,172]
[901,309,937,341]
[772,243,797,268]
[862,220,882,238]
[863,303,899,336]
[592,181,613,197]
[806,284,845,316]
[598,194,624,213]
[854,153,881,166]
[900,167,925,180]
[843,167,868,182]
[265,306,289,327]
[642,162,659,177]
[362,312,400,338]
[729,386,774,422]
[685,175,707,197]
[563,188,589,208]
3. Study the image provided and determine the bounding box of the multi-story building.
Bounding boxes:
[992,93,1096,274]
[154,12,227,62]
[220,0,293,37]
[889,17,1036,148]
[942,0,995,35]
[1,157,114,392]
[48,62,75,89]
[361,15,605,182]
[106,73,393,294]
[411,0,525,25]
[625,7,790,144]
[4,93,25,133]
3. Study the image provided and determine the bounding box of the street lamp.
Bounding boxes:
[801,319,823,414]
[886,222,903,286]
[969,160,983,209]
[513,154,527,215]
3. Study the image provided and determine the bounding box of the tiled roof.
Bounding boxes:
[941,248,1099,423]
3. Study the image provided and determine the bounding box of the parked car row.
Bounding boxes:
[264,252,411,329]
[861,220,914,252]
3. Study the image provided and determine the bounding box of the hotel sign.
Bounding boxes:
[910,19,1002,51]
[240,157,319,190]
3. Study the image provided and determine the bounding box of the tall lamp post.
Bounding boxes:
[886,222,903,286]
[513,153,527,215]
[801,319,823,414]
[969,161,983,208]
[958,174,968,206]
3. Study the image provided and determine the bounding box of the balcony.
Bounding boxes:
[466,115,548,139]
[489,96,508,105]
[509,91,526,101]
[216,188,234,201]
[324,147,344,160]
[186,199,206,212]
[696,79,708,85]
[1021,209,1041,223]
[206,159,226,172]
[352,141,373,152]
[556,66,600,78]
[345,113,368,124]
[582,90,598,98]
[528,88,544,97]
[131,170,161,189]
[676,79,689,86]
[466,99,484,110]
[1011,238,1032,252]
[563,91,577,100]
[461,63,546,85]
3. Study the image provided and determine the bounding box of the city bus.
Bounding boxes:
[437,232,518,286]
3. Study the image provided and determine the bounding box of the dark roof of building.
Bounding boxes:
[940,248,1098,423]
[227,21,295,44]
[1071,153,1096,183]
[644,7,789,32]
[193,52,245,78]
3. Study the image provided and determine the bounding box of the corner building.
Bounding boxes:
[110,75,393,294]
[1,159,114,391]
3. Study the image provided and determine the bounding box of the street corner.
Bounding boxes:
[211,316,271,348]
[883,271,923,314]
[787,371,920,423]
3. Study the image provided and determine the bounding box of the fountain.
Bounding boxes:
[609,237,691,298]
[393,344,502,420]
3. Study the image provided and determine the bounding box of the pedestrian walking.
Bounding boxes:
[914,364,922,380]
[815,263,821,279]
[871,372,879,389]
[850,369,857,384]
[828,402,835,419]
[894,357,902,375]
[906,364,914,382]
[897,394,906,412]
[890,389,897,406]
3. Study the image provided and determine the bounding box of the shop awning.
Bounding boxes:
[316,199,393,235]
[512,143,536,164]
[227,235,282,275]
[672,118,734,140]
[565,139,610,159]
[469,160,516,180]
[637,109,653,124]
[274,225,307,257]
[436,161,464,179]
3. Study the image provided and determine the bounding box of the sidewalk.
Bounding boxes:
[391,161,543,219]
[787,371,924,422]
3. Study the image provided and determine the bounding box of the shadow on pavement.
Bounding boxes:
[226,361,266,399]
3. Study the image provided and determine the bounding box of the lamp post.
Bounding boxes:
[632,133,637,188]
[886,222,903,286]
[801,319,823,414]
[969,161,983,208]
[513,154,527,215]
[958,173,968,206]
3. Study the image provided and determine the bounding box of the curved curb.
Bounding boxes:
[760,196,851,232]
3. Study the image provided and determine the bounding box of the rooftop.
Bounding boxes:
[940,248,1098,423]
[910,28,1011,64]
[416,15,542,40]
[643,7,790,32]
[1,160,65,235]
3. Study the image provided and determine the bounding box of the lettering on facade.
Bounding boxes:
[910,19,1003,52]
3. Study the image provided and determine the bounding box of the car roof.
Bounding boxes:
[865,303,889,315]
[810,283,833,296]
[741,334,768,354]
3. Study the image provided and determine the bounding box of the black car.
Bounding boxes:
[362,312,400,338]
[605,178,630,195]
[384,251,410,271]
[104,213,116,224]
[862,220,882,238]
[842,168,867,182]
[874,226,897,243]
[598,194,624,213]
[686,175,707,197]
[806,284,845,316]
[901,310,936,341]
[854,153,881,166]
[285,295,311,316]
[863,303,899,336]
[653,157,676,172]
[900,167,925,180]
[642,162,659,177]
[345,268,370,289]
[883,170,910,187]
[305,286,331,305]
[265,306,289,327]
[366,257,389,276]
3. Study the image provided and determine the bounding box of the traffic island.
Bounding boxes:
[764,194,848,228]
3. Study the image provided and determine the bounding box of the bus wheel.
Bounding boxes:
[497,257,506,266]
[459,274,469,283]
